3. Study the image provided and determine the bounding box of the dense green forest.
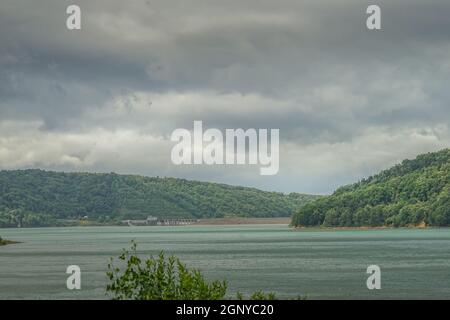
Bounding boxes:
[0,170,319,228]
[292,149,450,228]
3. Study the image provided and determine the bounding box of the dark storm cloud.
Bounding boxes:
[0,0,449,193]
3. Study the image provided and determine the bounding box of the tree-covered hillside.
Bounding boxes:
[0,170,320,227]
[292,149,450,227]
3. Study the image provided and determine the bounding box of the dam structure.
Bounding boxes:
[122,216,198,226]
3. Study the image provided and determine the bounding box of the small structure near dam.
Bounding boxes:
[122,216,198,226]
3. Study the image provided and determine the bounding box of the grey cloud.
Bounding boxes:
[0,0,449,193]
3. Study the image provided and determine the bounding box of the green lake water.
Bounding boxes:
[0,225,450,299]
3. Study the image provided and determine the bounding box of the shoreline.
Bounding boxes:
[1,219,443,229]
[195,217,291,225]
[0,239,19,246]
[293,225,432,231]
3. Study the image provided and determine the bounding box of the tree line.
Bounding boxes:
[292,149,450,227]
[0,169,320,228]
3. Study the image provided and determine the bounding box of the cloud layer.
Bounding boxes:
[1,0,449,193]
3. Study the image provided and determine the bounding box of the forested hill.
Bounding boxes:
[292,148,450,227]
[0,170,320,227]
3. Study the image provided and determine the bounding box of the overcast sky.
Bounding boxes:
[0,0,449,194]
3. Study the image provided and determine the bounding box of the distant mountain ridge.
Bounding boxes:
[292,148,450,227]
[0,169,320,227]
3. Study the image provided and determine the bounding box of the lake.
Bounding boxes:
[1,225,450,299]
